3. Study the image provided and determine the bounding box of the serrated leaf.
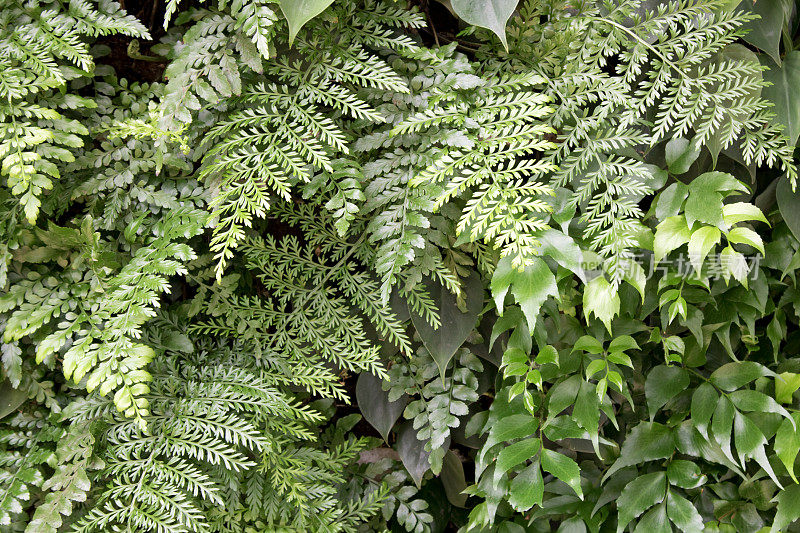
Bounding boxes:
[583,276,619,333]
[604,422,675,481]
[508,458,543,511]
[688,226,721,273]
[666,490,703,533]
[645,365,689,420]
[494,438,540,487]
[654,216,691,262]
[541,448,583,499]
[616,471,667,533]
[492,256,557,330]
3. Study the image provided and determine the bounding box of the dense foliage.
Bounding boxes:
[3,0,800,531]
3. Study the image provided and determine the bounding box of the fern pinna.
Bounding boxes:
[177,0,426,278]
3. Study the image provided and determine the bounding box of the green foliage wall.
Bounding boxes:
[3,0,800,531]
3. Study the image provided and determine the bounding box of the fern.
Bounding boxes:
[68,322,386,532]
[0,0,148,223]
[173,0,425,278]
[1,70,208,422]
[464,0,798,281]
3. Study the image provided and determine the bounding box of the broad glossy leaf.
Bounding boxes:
[508,458,543,511]
[733,412,776,484]
[0,380,27,420]
[396,423,434,487]
[608,335,639,353]
[412,270,483,380]
[573,379,601,456]
[667,460,706,489]
[710,361,772,391]
[279,0,336,44]
[356,372,406,442]
[616,471,667,532]
[739,0,784,66]
[691,383,719,437]
[728,389,793,425]
[645,365,689,420]
[712,396,736,463]
[777,176,800,241]
[541,448,583,499]
[664,137,700,175]
[547,375,581,418]
[451,0,520,49]
[763,50,800,146]
[480,414,538,463]
[538,228,586,282]
[441,451,468,507]
[573,335,604,354]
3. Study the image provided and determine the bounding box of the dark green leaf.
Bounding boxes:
[666,490,704,533]
[633,502,670,533]
[691,382,718,438]
[667,460,706,489]
[396,423,432,487]
[508,458,543,511]
[616,471,667,532]
[541,448,583,499]
[763,50,800,146]
[710,361,772,391]
[645,365,689,419]
[604,422,675,481]
[777,176,800,242]
[771,483,800,532]
[413,270,483,380]
[0,380,27,420]
[495,438,540,486]
[356,372,406,442]
[441,450,468,507]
